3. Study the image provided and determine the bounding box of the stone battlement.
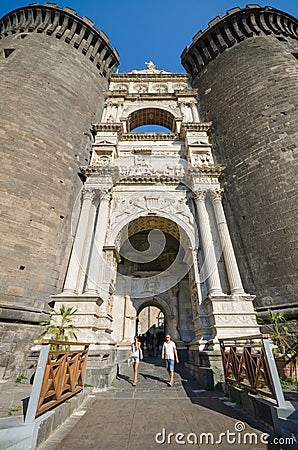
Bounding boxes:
[181,5,298,75]
[0,3,119,76]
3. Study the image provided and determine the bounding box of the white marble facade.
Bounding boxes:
[53,63,259,358]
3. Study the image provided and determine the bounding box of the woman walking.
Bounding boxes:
[129,336,142,386]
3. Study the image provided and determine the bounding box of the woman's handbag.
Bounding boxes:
[139,348,143,360]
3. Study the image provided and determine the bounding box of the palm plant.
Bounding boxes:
[258,309,297,356]
[38,304,78,350]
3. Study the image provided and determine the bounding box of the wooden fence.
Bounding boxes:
[25,340,90,423]
[219,334,285,407]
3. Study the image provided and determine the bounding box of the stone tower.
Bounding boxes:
[181,6,298,320]
[0,3,119,378]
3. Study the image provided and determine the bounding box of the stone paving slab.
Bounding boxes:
[1,357,294,449]
[38,357,285,450]
[44,398,270,450]
[0,381,31,418]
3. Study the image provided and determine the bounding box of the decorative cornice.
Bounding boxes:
[188,164,225,178]
[117,175,181,184]
[92,123,122,133]
[121,132,180,141]
[105,91,198,100]
[0,3,119,77]
[181,5,298,77]
[111,73,190,81]
[80,163,224,184]
[80,165,119,178]
[181,123,212,134]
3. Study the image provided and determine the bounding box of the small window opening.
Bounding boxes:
[4,48,15,58]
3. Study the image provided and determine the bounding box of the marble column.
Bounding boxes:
[62,188,97,295]
[84,190,111,295]
[210,189,245,294]
[193,190,223,296]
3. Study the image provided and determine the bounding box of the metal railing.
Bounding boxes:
[25,340,90,423]
[219,334,286,407]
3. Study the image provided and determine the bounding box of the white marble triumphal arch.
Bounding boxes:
[53,62,260,385]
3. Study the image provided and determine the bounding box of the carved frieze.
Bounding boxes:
[110,193,195,231]
[91,154,112,167]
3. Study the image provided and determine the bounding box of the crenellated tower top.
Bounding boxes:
[181,4,298,77]
[0,2,119,77]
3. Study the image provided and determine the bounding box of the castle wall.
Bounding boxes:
[0,4,119,378]
[181,6,298,318]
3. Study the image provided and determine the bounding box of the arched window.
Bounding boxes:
[127,108,175,132]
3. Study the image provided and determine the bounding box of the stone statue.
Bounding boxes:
[145,61,156,71]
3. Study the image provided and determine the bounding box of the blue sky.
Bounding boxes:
[1,1,297,73]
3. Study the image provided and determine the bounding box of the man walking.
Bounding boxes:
[162,334,179,386]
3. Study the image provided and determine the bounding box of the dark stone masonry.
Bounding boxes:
[0,3,119,378]
[181,5,298,318]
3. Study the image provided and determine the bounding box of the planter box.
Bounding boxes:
[275,355,298,381]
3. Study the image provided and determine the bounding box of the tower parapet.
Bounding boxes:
[0,3,119,76]
[181,5,298,77]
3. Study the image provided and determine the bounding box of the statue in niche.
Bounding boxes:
[154,84,167,93]
[135,154,150,167]
[97,155,111,166]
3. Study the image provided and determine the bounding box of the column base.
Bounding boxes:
[85,348,117,389]
[51,294,114,344]
[193,294,260,351]
[186,345,223,388]
[53,292,117,389]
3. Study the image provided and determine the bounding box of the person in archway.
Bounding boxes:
[161,334,179,386]
[129,335,142,386]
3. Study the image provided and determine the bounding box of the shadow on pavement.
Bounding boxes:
[133,356,288,449]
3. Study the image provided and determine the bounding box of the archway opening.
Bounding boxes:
[127,108,175,132]
[137,304,165,357]
[117,216,180,277]
[114,215,195,350]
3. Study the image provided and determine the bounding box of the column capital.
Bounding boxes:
[209,188,224,202]
[82,187,98,203]
[97,187,111,202]
[82,187,111,205]
[193,189,207,202]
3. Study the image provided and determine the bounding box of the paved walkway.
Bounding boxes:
[38,356,286,450]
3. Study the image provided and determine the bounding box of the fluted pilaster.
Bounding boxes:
[84,189,111,295]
